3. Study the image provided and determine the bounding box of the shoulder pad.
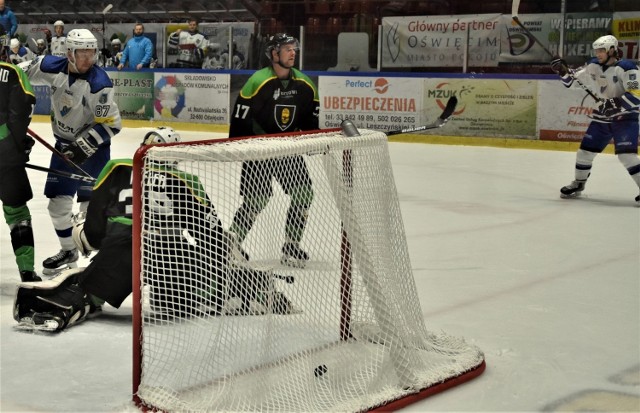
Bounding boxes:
[616,59,639,71]
[86,66,114,93]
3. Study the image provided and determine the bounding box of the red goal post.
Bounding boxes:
[131,127,485,412]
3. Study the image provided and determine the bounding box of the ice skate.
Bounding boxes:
[19,270,42,282]
[560,180,586,198]
[280,242,309,268]
[42,249,79,276]
[15,310,62,332]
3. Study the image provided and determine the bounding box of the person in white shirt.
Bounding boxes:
[48,20,66,57]
[167,17,207,69]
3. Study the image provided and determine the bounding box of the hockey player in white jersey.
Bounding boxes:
[167,17,207,68]
[20,28,122,275]
[47,20,66,58]
[551,35,640,204]
[8,38,34,64]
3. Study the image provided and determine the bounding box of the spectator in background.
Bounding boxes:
[0,0,18,38]
[0,0,15,62]
[220,41,245,69]
[48,20,66,58]
[105,38,122,68]
[202,42,223,69]
[118,23,153,70]
[8,38,33,64]
[167,17,207,69]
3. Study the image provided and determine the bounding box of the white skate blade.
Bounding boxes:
[42,261,78,276]
[560,192,582,199]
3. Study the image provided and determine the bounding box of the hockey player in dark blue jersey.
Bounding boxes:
[551,35,640,204]
[19,28,122,274]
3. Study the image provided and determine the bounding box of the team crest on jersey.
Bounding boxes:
[60,93,73,117]
[274,104,296,131]
[99,93,108,104]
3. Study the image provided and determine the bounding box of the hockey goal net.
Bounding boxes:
[132,127,485,412]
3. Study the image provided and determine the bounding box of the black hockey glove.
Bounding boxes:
[597,97,625,118]
[550,56,568,77]
[24,135,35,160]
[62,136,97,164]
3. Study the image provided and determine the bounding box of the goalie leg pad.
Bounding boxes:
[226,268,296,315]
[71,218,96,257]
[14,268,92,331]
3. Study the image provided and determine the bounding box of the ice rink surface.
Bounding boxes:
[1,122,639,412]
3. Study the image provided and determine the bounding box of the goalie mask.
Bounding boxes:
[141,127,181,146]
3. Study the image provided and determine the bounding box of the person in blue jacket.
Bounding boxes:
[117,23,153,70]
[0,0,17,62]
[0,0,17,38]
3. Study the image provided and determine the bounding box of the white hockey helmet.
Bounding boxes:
[592,35,618,52]
[36,38,46,46]
[141,127,181,146]
[66,29,98,66]
[9,38,20,50]
[111,38,121,46]
[54,20,65,27]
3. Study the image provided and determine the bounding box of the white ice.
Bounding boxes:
[1,122,639,412]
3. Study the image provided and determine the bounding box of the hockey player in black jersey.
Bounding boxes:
[0,62,39,282]
[14,127,294,331]
[228,33,320,268]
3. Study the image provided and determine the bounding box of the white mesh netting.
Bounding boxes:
[134,129,484,412]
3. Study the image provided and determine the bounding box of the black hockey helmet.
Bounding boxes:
[265,33,299,61]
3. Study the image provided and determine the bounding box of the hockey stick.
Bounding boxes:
[101,4,114,66]
[29,38,38,53]
[26,163,97,183]
[386,95,458,136]
[27,128,93,178]
[511,1,600,102]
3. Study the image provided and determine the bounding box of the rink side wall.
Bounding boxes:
[32,70,619,153]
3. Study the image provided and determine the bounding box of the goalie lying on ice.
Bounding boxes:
[13,127,295,332]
